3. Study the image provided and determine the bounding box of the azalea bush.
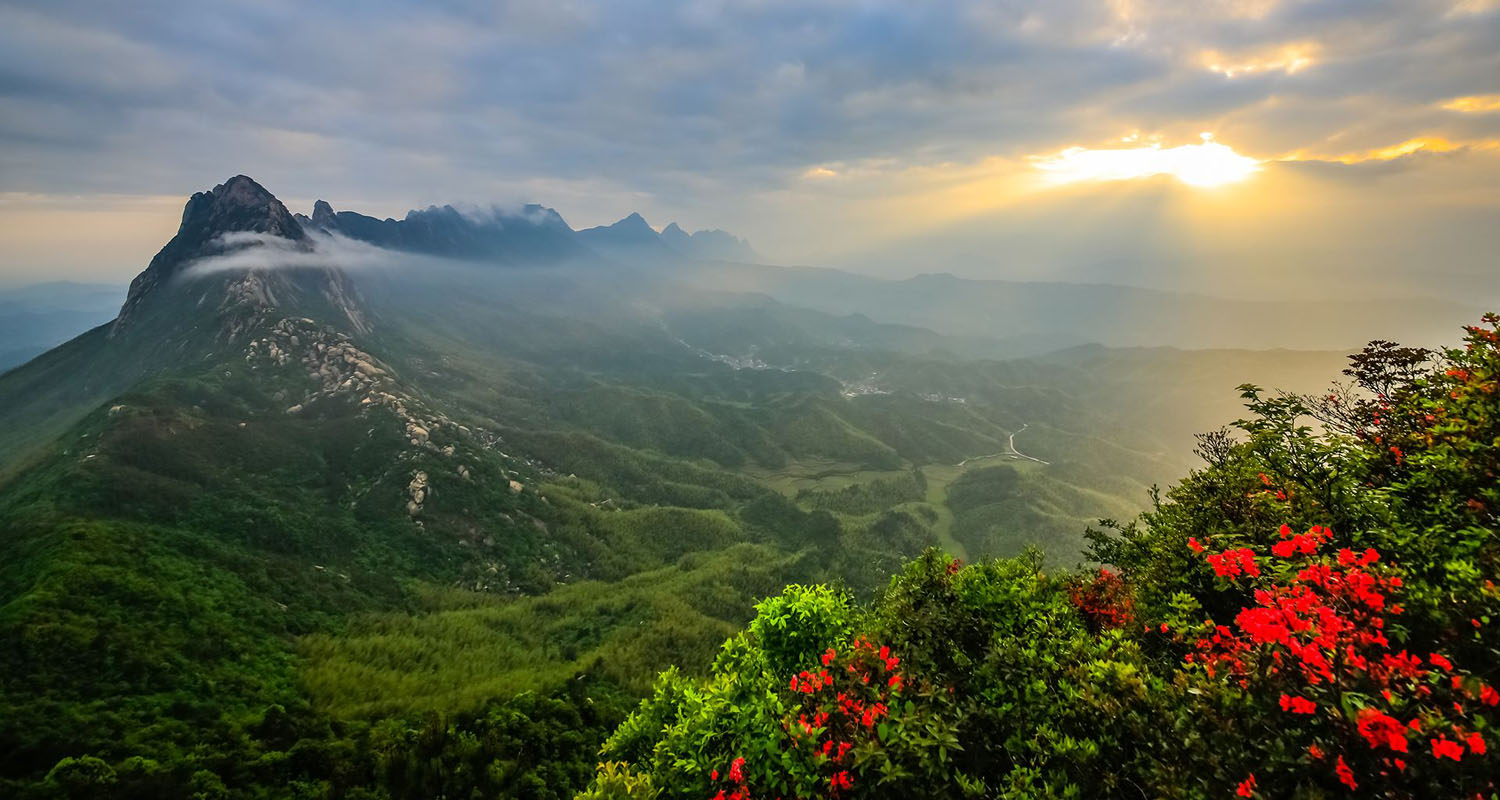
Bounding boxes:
[1181,524,1495,796]
[589,584,961,799]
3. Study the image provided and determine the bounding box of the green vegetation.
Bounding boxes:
[300,544,812,717]
[585,316,1500,798]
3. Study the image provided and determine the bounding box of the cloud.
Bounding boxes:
[1443,94,1500,113]
[1199,41,1318,78]
[180,231,433,277]
[0,0,1496,283]
[1281,135,1500,165]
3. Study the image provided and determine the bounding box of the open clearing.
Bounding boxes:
[748,447,1051,562]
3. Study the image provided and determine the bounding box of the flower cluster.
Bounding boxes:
[1206,547,1260,579]
[778,639,907,797]
[1269,523,1326,558]
[1068,568,1134,632]
[707,756,749,800]
[1183,522,1496,794]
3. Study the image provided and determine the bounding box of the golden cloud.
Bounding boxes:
[1201,41,1318,78]
[1281,136,1500,164]
[1441,95,1500,113]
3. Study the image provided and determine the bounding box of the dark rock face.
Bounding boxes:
[111,176,372,338]
[311,199,337,228]
[303,201,588,264]
[113,176,308,333]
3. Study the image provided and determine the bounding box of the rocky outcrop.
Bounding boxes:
[242,315,548,528]
[406,471,429,516]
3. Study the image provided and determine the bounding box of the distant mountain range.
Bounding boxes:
[297,198,762,266]
[279,183,1482,356]
[2,174,1479,387]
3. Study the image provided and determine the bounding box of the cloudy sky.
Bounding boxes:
[1,0,1497,299]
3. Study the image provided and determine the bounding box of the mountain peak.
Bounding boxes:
[175,175,304,241]
[218,174,275,205]
[311,199,337,227]
[615,212,653,231]
[112,176,328,335]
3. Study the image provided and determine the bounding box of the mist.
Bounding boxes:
[180,230,448,277]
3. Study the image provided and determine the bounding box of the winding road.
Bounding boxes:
[952,423,1050,467]
[1007,424,1050,465]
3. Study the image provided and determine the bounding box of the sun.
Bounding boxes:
[1032,134,1262,188]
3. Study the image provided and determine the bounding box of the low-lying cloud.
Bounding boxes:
[180,231,427,277]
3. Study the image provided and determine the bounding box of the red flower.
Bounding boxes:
[1335,755,1357,789]
[1188,537,1205,553]
[1235,774,1256,797]
[1432,736,1465,761]
[1307,743,1325,760]
[1206,547,1259,579]
[1480,684,1499,706]
[1428,652,1453,671]
[1279,694,1316,714]
[1466,732,1487,755]
[728,757,745,783]
[1357,708,1408,752]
